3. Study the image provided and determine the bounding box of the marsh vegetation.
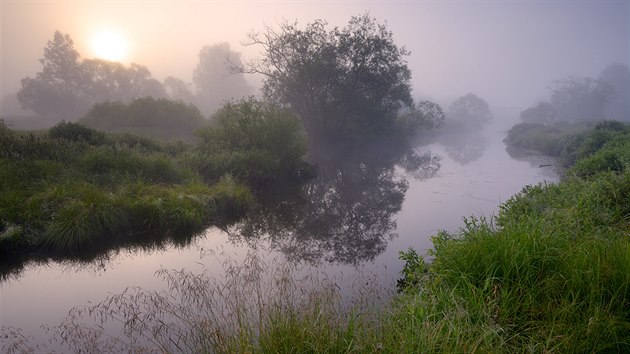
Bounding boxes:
[2,6,629,353]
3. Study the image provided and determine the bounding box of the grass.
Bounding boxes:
[0,116,307,259]
[3,120,629,352]
[1,109,309,260]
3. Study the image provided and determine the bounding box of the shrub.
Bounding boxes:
[48,121,106,145]
[80,97,206,141]
[195,99,308,185]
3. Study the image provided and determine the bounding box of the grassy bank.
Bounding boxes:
[384,122,629,352]
[5,121,626,352]
[0,101,308,261]
[0,121,250,259]
[504,120,629,167]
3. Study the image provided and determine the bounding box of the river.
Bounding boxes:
[0,126,559,350]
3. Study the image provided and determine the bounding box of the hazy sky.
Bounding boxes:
[1,1,628,112]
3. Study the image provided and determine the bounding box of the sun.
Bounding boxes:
[90,29,129,62]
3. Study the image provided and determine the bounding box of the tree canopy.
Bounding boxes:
[18,31,166,122]
[243,14,420,144]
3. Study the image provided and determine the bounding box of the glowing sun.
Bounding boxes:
[90,29,129,62]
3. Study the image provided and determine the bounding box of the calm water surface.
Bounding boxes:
[1,128,558,347]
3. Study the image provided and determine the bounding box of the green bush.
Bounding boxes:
[48,121,106,145]
[79,97,206,141]
[195,99,309,185]
[570,135,630,177]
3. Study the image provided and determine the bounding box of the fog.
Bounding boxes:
[2,1,628,118]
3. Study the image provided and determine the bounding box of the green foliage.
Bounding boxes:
[505,122,591,164]
[505,120,630,169]
[570,132,630,177]
[9,142,629,352]
[195,99,309,185]
[396,248,427,292]
[78,146,196,185]
[389,170,630,352]
[0,123,256,256]
[42,183,124,252]
[79,97,205,141]
[245,13,424,144]
[48,120,106,144]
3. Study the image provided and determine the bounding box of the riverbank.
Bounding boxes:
[0,102,309,275]
[3,121,624,352]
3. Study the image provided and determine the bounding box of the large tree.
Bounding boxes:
[244,14,416,144]
[192,43,252,116]
[18,31,166,122]
[17,31,86,120]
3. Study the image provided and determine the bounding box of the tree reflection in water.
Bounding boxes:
[232,143,441,265]
[442,133,489,165]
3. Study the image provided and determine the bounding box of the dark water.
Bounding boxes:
[0,128,558,347]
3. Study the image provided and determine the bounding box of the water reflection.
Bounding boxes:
[0,142,440,279]
[0,226,218,282]
[232,143,441,265]
[440,133,489,165]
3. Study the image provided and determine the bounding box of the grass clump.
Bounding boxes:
[1,104,310,259]
[0,118,286,258]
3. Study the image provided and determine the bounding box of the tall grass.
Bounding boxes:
[4,119,628,352]
[5,166,626,352]
[0,122,259,257]
[3,252,382,353]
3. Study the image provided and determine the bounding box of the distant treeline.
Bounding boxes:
[519,63,630,125]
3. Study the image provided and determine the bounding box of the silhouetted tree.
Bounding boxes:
[18,31,166,122]
[18,31,85,120]
[243,14,418,144]
[192,43,252,116]
[599,63,630,122]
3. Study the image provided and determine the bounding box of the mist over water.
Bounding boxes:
[0,2,626,350]
[1,125,558,348]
